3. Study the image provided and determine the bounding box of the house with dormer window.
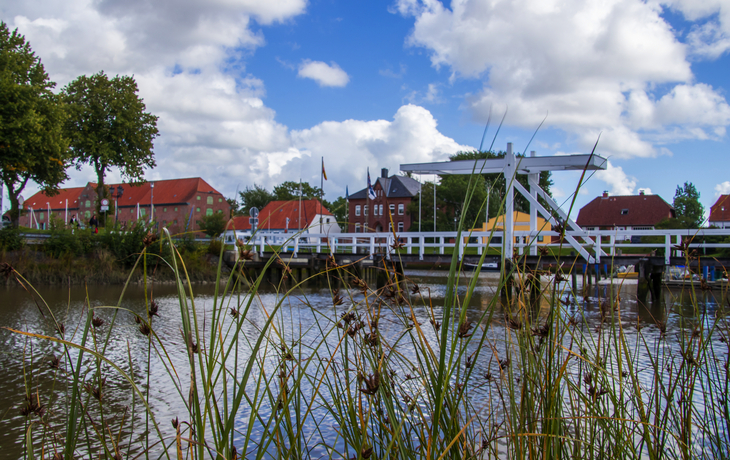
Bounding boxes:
[347,169,420,233]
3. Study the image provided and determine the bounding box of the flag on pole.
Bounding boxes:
[345,185,349,201]
[367,168,376,200]
[321,158,327,181]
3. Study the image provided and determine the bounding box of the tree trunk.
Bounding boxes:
[94,164,108,227]
[5,176,29,228]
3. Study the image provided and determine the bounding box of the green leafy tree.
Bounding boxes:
[0,22,69,227]
[272,181,323,201]
[239,183,273,215]
[328,196,347,225]
[197,212,227,239]
[673,182,705,228]
[63,71,158,225]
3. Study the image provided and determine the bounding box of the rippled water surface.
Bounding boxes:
[0,271,728,458]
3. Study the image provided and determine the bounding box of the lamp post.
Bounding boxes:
[110,185,124,225]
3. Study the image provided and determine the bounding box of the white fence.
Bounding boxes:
[232,228,730,264]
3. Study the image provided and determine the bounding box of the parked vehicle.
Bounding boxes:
[1,215,10,229]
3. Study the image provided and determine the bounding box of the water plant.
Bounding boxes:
[5,172,730,460]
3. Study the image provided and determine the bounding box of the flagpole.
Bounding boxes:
[298,179,302,232]
[320,157,324,234]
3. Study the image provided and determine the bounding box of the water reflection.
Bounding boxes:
[0,271,727,458]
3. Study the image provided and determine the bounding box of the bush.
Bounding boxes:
[0,226,23,251]
[98,221,152,268]
[207,238,223,256]
[44,226,96,257]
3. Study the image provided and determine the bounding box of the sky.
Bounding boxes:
[2,0,730,221]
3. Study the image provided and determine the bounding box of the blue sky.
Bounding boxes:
[3,0,730,220]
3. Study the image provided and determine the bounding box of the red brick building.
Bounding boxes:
[709,195,730,229]
[576,191,675,231]
[347,169,420,233]
[18,177,230,233]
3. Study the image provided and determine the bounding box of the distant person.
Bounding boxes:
[69,214,77,227]
[89,214,99,233]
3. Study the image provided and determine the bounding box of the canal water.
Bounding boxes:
[0,270,727,458]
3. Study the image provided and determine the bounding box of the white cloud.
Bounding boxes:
[287,104,472,194]
[297,60,350,87]
[593,161,637,195]
[396,0,730,157]
[716,181,730,195]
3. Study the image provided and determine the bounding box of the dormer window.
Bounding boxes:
[621,209,629,215]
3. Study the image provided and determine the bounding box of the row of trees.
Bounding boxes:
[0,22,158,227]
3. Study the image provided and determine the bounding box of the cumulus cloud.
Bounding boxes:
[716,181,730,195]
[594,161,637,195]
[396,0,730,157]
[297,60,350,87]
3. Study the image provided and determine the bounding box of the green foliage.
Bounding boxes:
[273,180,322,201]
[196,211,227,238]
[329,196,347,225]
[0,22,69,227]
[98,221,151,268]
[63,71,159,225]
[408,150,554,231]
[238,183,273,215]
[207,238,223,256]
[44,226,96,258]
[450,150,553,215]
[0,226,23,251]
[673,181,705,228]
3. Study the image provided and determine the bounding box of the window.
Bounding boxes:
[140,208,146,216]
[218,198,223,203]
[538,236,544,243]
[85,211,91,219]
[207,196,213,205]
[355,223,361,233]
[388,222,392,232]
[174,207,178,212]
[197,196,201,201]
[326,218,330,223]
[85,200,91,208]
[196,207,201,213]
[206,208,213,216]
[163,207,167,212]
[355,205,361,216]
[364,205,368,216]
[398,222,404,232]
[389,204,395,216]
[39,212,44,220]
[373,205,378,216]
[131,209,134,214]
[621,209,629,215]
[174,219,178,224]
[398,204,404,215]
[379,204,383,215]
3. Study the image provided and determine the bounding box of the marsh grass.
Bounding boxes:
[6,177,730,460]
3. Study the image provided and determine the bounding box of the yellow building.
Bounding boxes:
[469,211,552,245]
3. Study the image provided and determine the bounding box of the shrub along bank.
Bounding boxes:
[0,223,224,285]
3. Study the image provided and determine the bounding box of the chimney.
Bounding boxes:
[602,191,609,199]
[381,168,388,178]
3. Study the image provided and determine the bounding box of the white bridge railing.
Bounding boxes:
[226,228,730,265]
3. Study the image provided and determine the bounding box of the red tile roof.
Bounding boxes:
[23,178,224,211]
[23,186,87,210]
[576,194,674,228]
[259,200,331,231]
[229,216,253,231]
[710,195,730,223]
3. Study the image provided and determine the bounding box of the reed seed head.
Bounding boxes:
[0,262,13,279]
[143,231,158,247]
[149,300,159,317]
[92,314,105,329]
[49,354,61,369]
[458,320,473,338]
[139,322,151,336]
